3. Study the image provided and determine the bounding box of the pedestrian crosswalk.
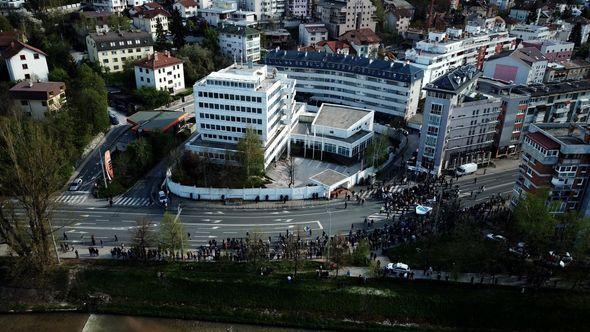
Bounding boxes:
[54,194,88,205]
[358,185,406,200]
[112,196,153,207]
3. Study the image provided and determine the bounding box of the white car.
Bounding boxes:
[485,233,507,242]
[69,178,83,191]
[158,191,167,204]
[386,262,410,273]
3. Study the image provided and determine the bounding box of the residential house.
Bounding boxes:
[90,0,125,12]
[318,0,376,38]
[173,0,199,19]
[132,5,171,40]
[521,39,574,62]
[218,24,261,62]
[339,28,380,58]
[544,60,590,83]
[9,81,66,120]
[299,24,328,47]
[2,40,49,82]
[135,51,185,93]
[86,31,154,73]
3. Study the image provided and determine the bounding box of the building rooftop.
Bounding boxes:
[293,122,371,144]
[264,50,423,83]
[309,169,349,187]
[304,24,328,34]
[424,65,480,94]
[136,8,171,19]
[316,40,350,52]
[9,81,65,100]
[135,51,183,69]
[127,111,189,133]
[88,31,153,51]
[1,40,46,59]
[527,131,561,150]
[175,0,198,7]
[313,104,372,130]
[219,24,259,36]
[339,28,381,45]
[488,47,546,66]
[514,80,590,97]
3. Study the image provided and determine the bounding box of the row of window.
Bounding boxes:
[206,80,256,89]
[203,133,240,142]
[198,90,263,103]
[200,123,262,135]
[198,102,263,114]
[199,112,263,125]
[19,53,40,61]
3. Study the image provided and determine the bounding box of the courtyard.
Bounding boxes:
[265,156,363,188]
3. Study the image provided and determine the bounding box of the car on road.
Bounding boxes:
[109,113,119,125]
[386,262,410,273]
[69,178,83,191]
[485,233,507,242]
[158,191,167,205]
[455,163,478,176]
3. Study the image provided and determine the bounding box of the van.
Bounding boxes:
[455,163,478,176]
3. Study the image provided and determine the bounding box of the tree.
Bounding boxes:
[513,190,558,258]
[328,235,349,276]
[202,26,219,53]
[135,87,172,110]
[155,18,167,51]
[69,64,109,135]
[169,8,186,49]
[178,44,216,85]
[159,212,186,260]
[236,128,264,179]
[0,15,13,32]
[0,114,69,274]
[48,67,70,84]
[365,134,390,168]
[570,22,583,47]
[131,218,156,261]
[0,82,19,117]
[126,138,154,175]
[245,231,269,267]
[284,229,306,277]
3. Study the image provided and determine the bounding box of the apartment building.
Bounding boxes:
[317,0,376,38]
[173,0,199,19]
[199,0,237,26]
[91,0,125,12]
[0,0,24,8]
[290,104,374,163]
[264,50,424,120]
[510,24,554,40]
[86,31,154,73]
[339,28,380,58]
[402,26,516,87]
[544,60,590,83]
[416,66,501,175]
[513,123,590,216]
[240,0,286,20]
[476,78,529,157]
[132,6,171,40]
[288,0,307,17]
[483,47,548,85]
[218,25,261,62]
[9,81,66,120]
[2,40,49,82]
[521,39,574,62]
[299,24,328,47]
[187,63,300,168]
[135,51,185,93]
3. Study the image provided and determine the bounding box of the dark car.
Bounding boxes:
[109,113,119,125]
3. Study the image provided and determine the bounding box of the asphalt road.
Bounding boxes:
[455,162,520,207]
[45,200,385,248]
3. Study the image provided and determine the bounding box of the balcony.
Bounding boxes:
[551,177,573,188]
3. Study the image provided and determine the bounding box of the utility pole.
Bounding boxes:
[175,204,184,260]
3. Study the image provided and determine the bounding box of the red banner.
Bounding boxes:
[104,150,114,181]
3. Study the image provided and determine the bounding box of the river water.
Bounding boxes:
[0,313,315,332]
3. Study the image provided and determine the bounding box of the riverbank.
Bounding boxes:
[1,259,590,331]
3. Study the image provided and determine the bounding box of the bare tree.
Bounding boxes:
[329,235,349,276]
[286,152,295,188]
[245,231,269,267]
[131,218,156,261]
[0,114,68,273]
[159,212,187,260]
[284,228,307,277]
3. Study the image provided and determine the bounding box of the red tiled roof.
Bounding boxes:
[339,28,381,45]
[527,132,560,150]
[0,31,19,49]
[9,81,65,100]
[1,40,47,59]
[176,0,198,8]
[317,40,350,53]
[135,52,183,69]
[139,8,171,19]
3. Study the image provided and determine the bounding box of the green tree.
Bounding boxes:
[236,128,264,179]
[0,15,13,32]
[365,134,390,168]
[69,64,109,135]
[170,8,185,49]
[155,18,167,51]
[135,87,172,110]
[42,36,75,72]
[202,26,219,53]
[513,189,558,257]
[178,44,216,85]
[131,218,156,261]
[126,138,154,175]
[48,67,70,84]
[149,131,175,160]
[570,22,583,47]
[159,212,187,259]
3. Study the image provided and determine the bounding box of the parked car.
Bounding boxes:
[69,178,83,191]
[455,163,478,176]
[485,233,507,242]
[158,191,167,205]
[386,262,410,273]
[109,113,119,125]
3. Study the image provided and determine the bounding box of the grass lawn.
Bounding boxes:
[48,260,590,331]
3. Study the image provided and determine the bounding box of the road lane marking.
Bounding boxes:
[95,219,109,222]
[223,232,238,234]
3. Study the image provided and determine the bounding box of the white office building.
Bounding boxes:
[509,24,555,40]
[402,26,516,87]
[86,31,154,73]
[264,50,424,120]
[417,66,501,175]
[199,0,237,26]
[218,25,261,62]
[240,0,286,20]
[187,63,301,168]
[135,51,185,93]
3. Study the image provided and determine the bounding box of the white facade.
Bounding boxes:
[241,0,286,20]
[403,27,516,87]
[0,0,25,8]
[218,25,261,62]
[265,50,424,120]
[491,0,513,11]
[127,0,148,6]
[318,0,376,38]
[132,12,170,40]
[9,82,67,121]
[483,48,548,85]
[288,0,307,17]
[190,64,298,168]
[298,24,328,47]
[386,12,411,36]
[199,0,237,26]
[91,0,125,12]
[173,0,199,19]
[86,31,154,73]
[135,52,185,93]
[510,24,554,40]
[4,45,49,82]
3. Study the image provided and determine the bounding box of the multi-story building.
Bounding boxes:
[91,0,125,12]
[521,39,574,62]
[290,103,374,163]
[299,24,328,47]
[476,78,529,157]
[339,28,380,58]
[187,63,300,168]
[127,0,149,7]
[134,51,185,93]
[508,8,530,23]
[317,0,377,38]
[0,0,24,8]
[218,24,261,62]
[2,40,49,82]
[199,0,237,26]
[544,60,590,83]
[483,47,548,85]
[384,0,413,36]
[288,0,307,17]
[264,50,424,120]
[417,66,501,175]
[132,6,171,40]
[402,26,516,87]
[509,24,554,40]
[491,0,513,11]
[86,31,154,73]
[240,0,286,20]
[513,123,590,216]
[315,40,350,55]
[173,0,199,19]
[9,81,66,120]
[514,81,590,130]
